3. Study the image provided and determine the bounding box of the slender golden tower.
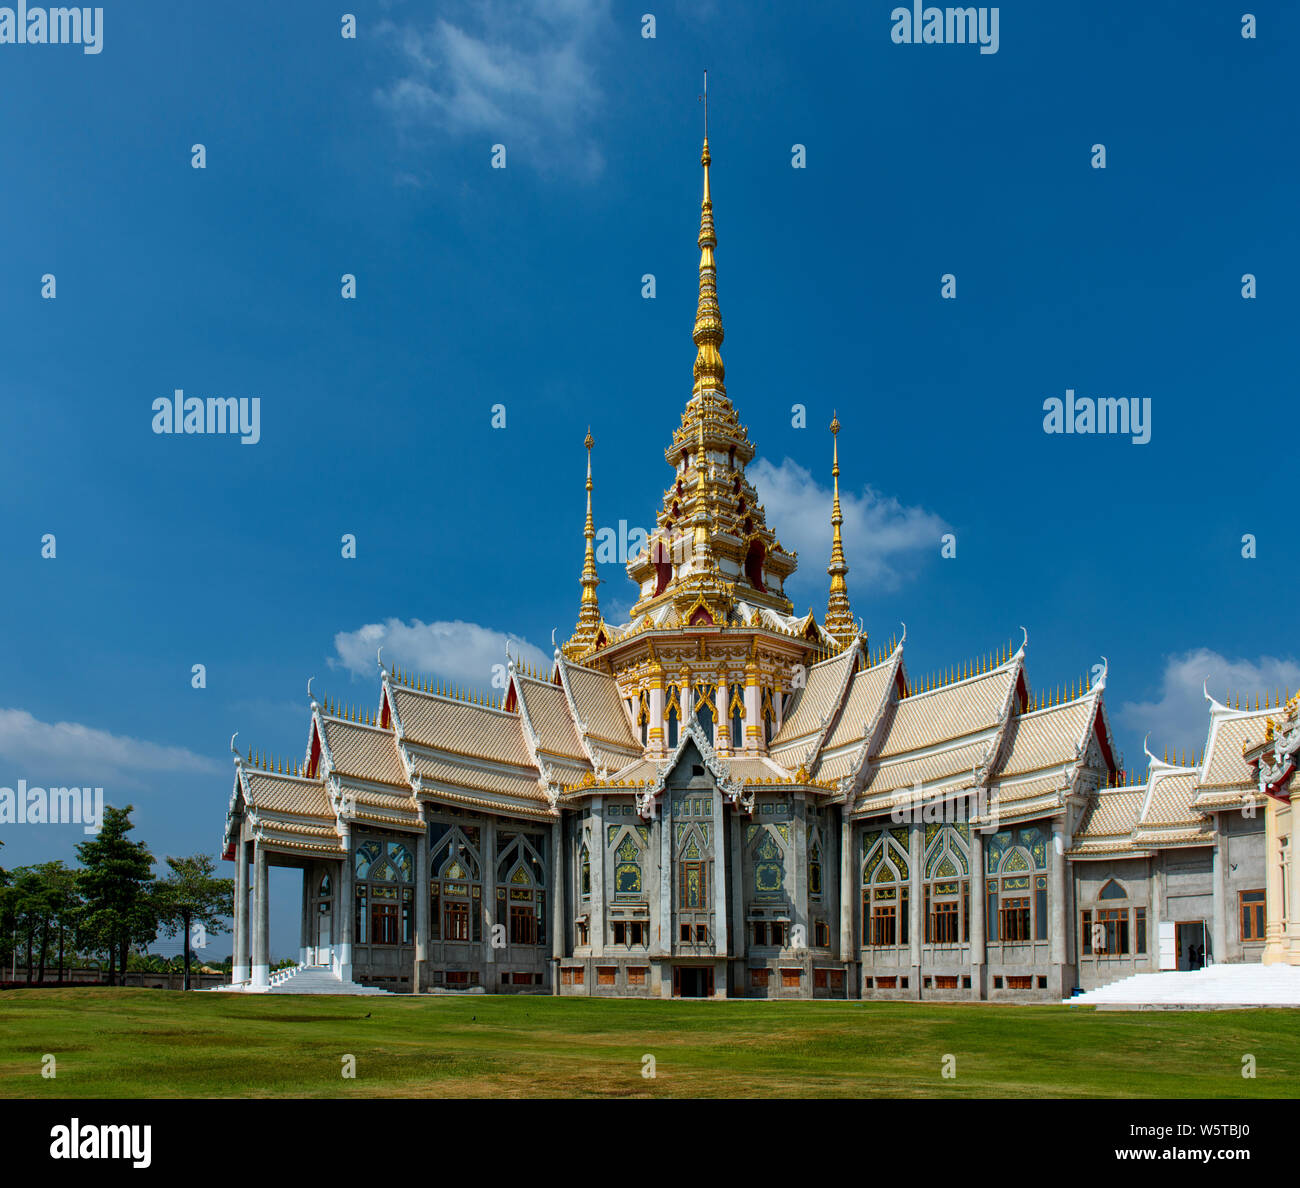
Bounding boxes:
[824,411,858,645]
[692,97,725,397]
[563,428,605,657]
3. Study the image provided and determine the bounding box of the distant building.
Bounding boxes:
[222,128,1293,999]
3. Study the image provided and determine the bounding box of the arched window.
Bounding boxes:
[761,687,776,743]
[1098,878,1128,900]
[694,683,716,744]
[637,689,649,746]
[664,685,681,750]
[353,838,414,947]
[615,834,643,897]
[579,842,591,898]
[862,828,910,947]
[985,825,1048,943]
[497,834,546,947]
[429,823,482,945]
[809,840,823,899]
[744,539,766,591]
[728,684,745,749]
[923,824,969,945]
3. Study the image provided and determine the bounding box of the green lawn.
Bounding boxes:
[0,988,1294,1098]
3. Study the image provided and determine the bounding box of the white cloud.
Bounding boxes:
[0,709,219,782]
[1117,648,1300,756]
[374,0,610,176]
[749,457,950,596]
[331,618,551,689]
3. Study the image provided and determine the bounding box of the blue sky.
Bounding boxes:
[1,0,1296,957]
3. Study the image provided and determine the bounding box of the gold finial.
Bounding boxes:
[692,84,725,397]
[824,411,856,646]
[564,428,604,657]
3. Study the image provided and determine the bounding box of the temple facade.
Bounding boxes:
[221,129,1300,999]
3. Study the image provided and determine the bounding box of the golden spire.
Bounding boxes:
[824,411,856,645]
[692,73,724,397]
[563,429,605,658]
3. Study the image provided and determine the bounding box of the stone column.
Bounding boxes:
[679,676,694,727]
[658,796,672,968]
[1263,796,1285,963]
[743,661,762,753]
[715,679,730,756]
[299,868,309,966]
[1149,853,1163,970]
[414,819,429,991]
[909,824,923,998]
[839,814,854,963]
[970,825,986,1000]
[233,829,250,984]
[713,796,728,961]
[1211,833,1228,966]
[252,842,269,988]
[590,798,607,956]
[730,808,746,961]
[484,817,498,968]
[551,818,565,964]
[338,831,354,982]
[1049,822,1067,995]
[791,794,808,959]
[1288,803,1300,961]
[647,663,666,757]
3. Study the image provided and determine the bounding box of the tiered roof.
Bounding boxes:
[1067,687,1275,859]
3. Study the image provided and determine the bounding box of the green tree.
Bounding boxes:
[154,853,234,990]
[76,805,157,986]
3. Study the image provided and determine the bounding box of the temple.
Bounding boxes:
[221,123,1300,999]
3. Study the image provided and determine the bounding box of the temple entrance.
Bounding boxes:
[673,966,714,998]
[1177,921,1206,971]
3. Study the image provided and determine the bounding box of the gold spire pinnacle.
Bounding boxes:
[563,429,605,658]
[824,411,857,646]
[692,79,724,397]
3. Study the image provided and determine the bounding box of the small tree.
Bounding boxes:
[154,854,234,990]
[76,805,156,986]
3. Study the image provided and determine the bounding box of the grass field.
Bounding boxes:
[0,988,1295,1098]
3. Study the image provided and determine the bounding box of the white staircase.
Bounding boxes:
[208,964,392,995]
[1066,962,1300,1008]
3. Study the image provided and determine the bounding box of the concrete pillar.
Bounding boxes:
[730,808,746,961]
[1211,833,1228,965]
[715,680,730,756]
[299,867,309,966]
[713,795,728,960]
[743,665,761,753]
[252,842,269,988]
[791,794,808,952]
[658,795,672,961]
[551,819,565,963]
[414,820,429,990]
[1263,797,1286,963]
[484,817,497,966]
[1148,853,1162,969]
[970,825,986,999]
[1288,805,1300,958]
[839,814,854,962]
[909,823,922,997]
[591,798,607,956]
[338,832,354,982]
[233,830,250,984]
[1049,823,1067,995]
